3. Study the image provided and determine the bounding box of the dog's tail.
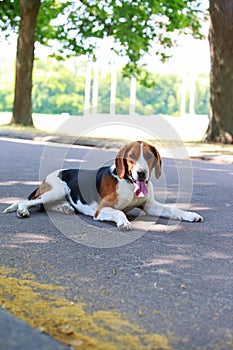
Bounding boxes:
[3,202,20,213]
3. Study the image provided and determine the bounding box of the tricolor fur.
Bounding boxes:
[3,141,203,229]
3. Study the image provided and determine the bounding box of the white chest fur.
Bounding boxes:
[115,179,147,212]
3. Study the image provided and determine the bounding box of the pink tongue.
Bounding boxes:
[134,180,148,197]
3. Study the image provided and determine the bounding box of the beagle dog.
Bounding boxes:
[4,141,203,229]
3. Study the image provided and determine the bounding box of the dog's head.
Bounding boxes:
[115,141,162,197]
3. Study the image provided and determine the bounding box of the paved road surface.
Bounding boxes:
[0,137,233,349]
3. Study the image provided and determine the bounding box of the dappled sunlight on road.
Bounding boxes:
[0,180,40,207]
[63,158,87,163]
[4,232,56,245]
[145,250,232,270]
[0,197,23,205]
[0,180,39,186]
[0,233,56,249]
[145,254,192,267]
[141,242,233,292]
[203,251,232,260]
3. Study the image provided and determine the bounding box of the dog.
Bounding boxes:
[3,141,203,229]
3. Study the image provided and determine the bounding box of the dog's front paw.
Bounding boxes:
[182,211,203,222]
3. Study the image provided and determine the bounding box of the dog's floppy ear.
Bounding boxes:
[149,145,162,179]
[115,144,129,179]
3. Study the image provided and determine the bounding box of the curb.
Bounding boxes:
[0,129,127,149]
[0,129,233,164]
[0,309,70,350]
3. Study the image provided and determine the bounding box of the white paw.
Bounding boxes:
[56,203,75,214]
[17,208,30,218]
[117,219,133,230]
[182,211,203,222]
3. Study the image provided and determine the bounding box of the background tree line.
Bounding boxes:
[0,58,209,116]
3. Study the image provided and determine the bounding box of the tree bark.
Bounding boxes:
[206,0,233,143]
[12,0,41,125]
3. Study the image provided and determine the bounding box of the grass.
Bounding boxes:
[0,123,43,134]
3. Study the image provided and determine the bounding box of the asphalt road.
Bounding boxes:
[0,137,233,350]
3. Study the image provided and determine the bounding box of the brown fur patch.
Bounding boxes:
[146,143,162,179]
[31,182,52,199]
[115,141,141,179]
[94,173,118,218]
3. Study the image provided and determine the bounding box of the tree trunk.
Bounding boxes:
[12,0,40,125]
[206,0,233,143]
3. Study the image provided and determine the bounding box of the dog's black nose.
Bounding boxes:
[137,171,146,181]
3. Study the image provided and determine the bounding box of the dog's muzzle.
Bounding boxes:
[133,171,149,197]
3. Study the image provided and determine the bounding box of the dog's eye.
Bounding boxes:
[129,153,136,160]
[146,153,153,159]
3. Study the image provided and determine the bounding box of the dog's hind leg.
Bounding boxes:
[3,195,45,217]
[4,170,76,218]
[16,197,44,218]
[3,202,21,213]
[4,173,68,218]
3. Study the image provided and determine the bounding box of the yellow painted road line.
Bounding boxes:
[0,266,174,350]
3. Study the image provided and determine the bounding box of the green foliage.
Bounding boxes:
[0,87,14,111]
[97,71,111,113]
[0,0,19,35]
[35,0,70,45]
[115,74,131,114]
[32,59,85,115]
[195,74,210,115]
[0,0,206,80]
[0,58,210,116]
[137,74,181,115]
[0,61,14,111]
